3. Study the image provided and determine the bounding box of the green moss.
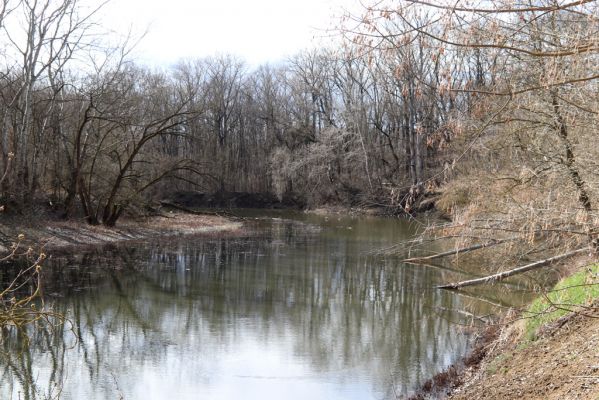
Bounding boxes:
[524,264,599,341]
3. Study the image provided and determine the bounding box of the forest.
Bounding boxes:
[0,0,597,251]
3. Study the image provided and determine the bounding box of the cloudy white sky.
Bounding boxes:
[95,0,360,67]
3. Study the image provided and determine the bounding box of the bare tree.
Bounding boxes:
[0,0,107,205]
[347,0,599,280]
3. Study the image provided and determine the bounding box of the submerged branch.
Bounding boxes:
[403,238,516,263]
[437,247,589,290]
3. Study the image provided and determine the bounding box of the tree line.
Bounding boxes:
[1,0,597,236]
[0,0,477,226]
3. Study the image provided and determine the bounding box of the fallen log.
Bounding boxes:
[437,247,589,290]
[160,200,205,215]
[403,238,515,263]
[434,306,492,323]
[449,289,512,309]
[159,200,238,218]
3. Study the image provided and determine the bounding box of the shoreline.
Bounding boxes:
[407,322,501,400]
[0,212,243,253]
[447,302,599,399]
[407,262,599,400]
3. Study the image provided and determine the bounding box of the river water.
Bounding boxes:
[0,212,530,399]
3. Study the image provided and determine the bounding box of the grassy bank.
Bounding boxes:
[407,261,599,400]
[447,263,599,400]
[524,264,599,341]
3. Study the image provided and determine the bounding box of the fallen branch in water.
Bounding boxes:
[159,200,238,218]
[160,200,205,214]
[403,237,516,263]
[437,247,589,290]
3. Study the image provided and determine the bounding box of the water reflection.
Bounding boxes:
[0,214,509,399]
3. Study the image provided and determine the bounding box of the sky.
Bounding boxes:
[95,0,360,67]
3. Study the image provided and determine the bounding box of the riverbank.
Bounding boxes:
[448,304,599,400]
[408,260,599,400]
[0,212,243,253]
[448,261,599,400]
[306,202,447,220]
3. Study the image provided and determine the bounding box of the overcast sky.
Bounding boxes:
[95,0,359,67]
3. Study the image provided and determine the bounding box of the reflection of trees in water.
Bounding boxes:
[0,322,71,400]
[1,218,477,399]
[140,229,467,390]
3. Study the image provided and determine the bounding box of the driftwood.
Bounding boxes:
[435,306,492,323]
[160,200,205,214]
[405,261,523,290]
[403,238,515,263]
[159,200,238,218]
[437,247,589,290]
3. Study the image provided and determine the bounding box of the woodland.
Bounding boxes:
[0,0,597,257]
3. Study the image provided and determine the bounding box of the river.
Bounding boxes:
[0,211,531,399]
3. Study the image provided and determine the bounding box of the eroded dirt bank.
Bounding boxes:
[409,307,599,400]
[448,309,599,400]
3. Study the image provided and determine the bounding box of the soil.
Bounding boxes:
[448,309,599,400]
[0,212,243,252]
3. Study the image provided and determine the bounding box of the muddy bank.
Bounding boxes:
[406,323,501,400]
[306,205,388,216]
[405,252,599,399]
[305,198,445,219]
[407,301,599,400]
[0,212,243,253]
[449,307,599,400]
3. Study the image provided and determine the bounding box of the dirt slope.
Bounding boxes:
[449,310,599,400]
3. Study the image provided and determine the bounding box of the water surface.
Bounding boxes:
[1,212,527,399]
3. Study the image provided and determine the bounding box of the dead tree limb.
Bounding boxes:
[449,289,512,309]
[437,247,589,290]
[0,152,13,187]
[434,306,492,323]
[403,238,515,263]
[159,201,238,219]
[160,200,204,215]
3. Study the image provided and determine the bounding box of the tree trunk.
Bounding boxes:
[551,91,597,251]
[551,91,592,213]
